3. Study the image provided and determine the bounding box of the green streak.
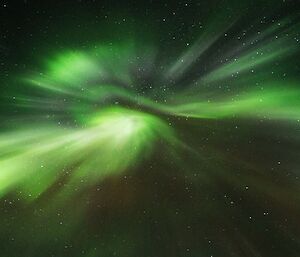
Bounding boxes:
[169,84,300,120]
[0,107,174,199]
[2,18,300,203]
[202,41,297,84]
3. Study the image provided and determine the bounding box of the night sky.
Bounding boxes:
[1,1,300,256]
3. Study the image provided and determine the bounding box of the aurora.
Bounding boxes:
[0,107,175,199]
[0,0,300,256]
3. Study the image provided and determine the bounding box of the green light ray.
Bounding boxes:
[201,35,298,84]
[165,16,237,82]
[167,83,300,120]
[1,13,299,204]
[0,107,175,199]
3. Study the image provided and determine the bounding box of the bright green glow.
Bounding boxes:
[47,51,100,84]
[24,42,154,95]
[17,20,300,123]
[4,17,300,202]
[0,107,174,199]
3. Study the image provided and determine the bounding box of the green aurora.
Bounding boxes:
[1,1,300,256]
[2,24,299,199]
[0,107,175,199]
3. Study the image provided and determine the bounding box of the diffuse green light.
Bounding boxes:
[0,107,175,199]
[167,84,300,120]
[2,14,300,203]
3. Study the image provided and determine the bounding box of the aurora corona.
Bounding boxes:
[1,1,300,256]
[0,107,175,199]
